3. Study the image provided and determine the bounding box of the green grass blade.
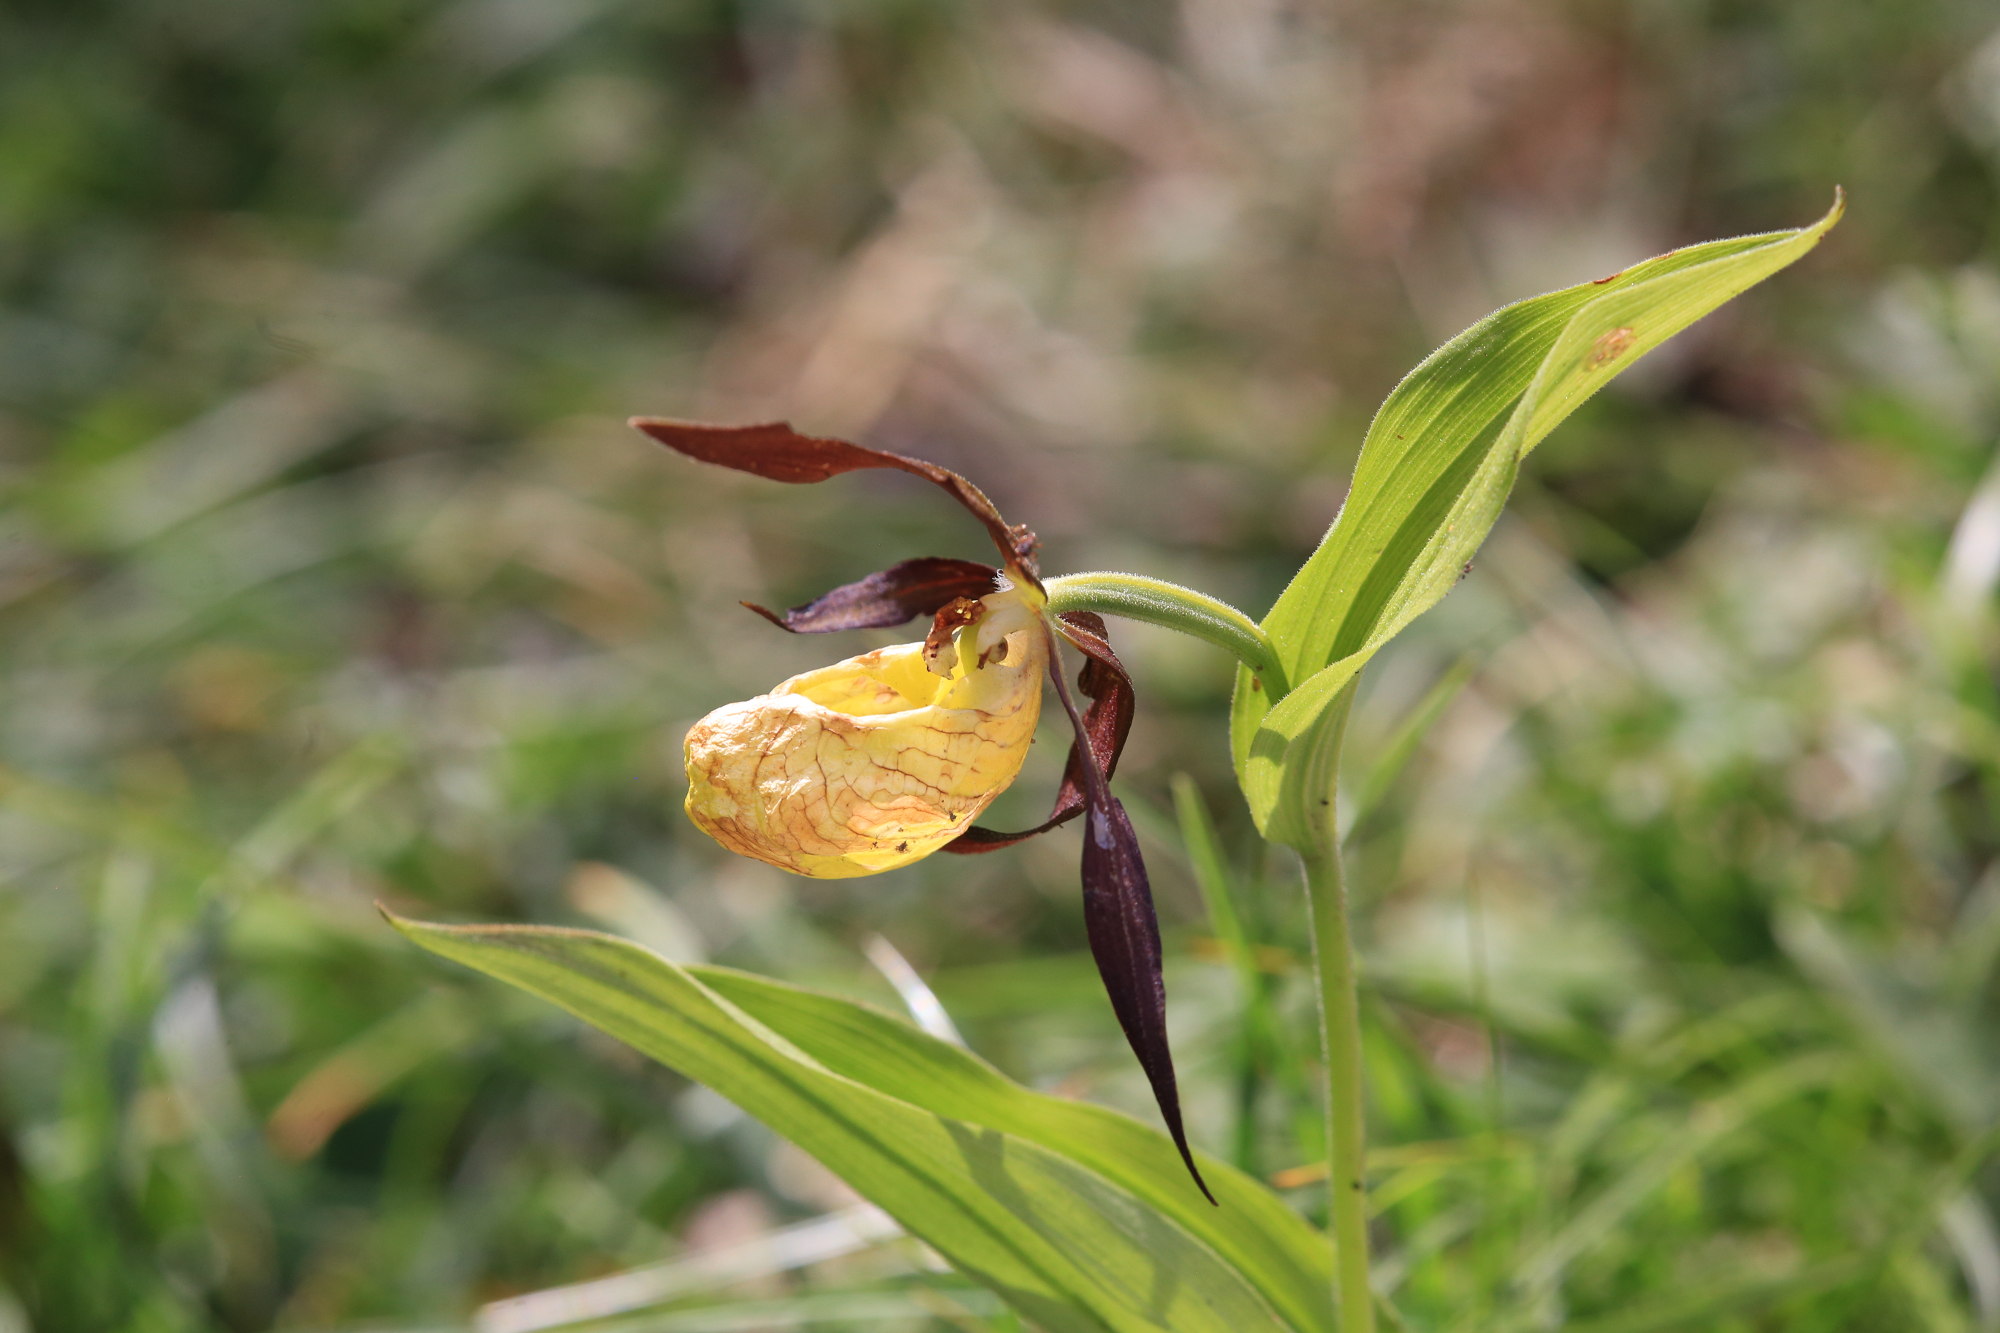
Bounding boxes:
[1169,774,1302,1175]
[1344,658,1474,838]
[1231,193,1845,848]
[1553,1259,1867,1333]
[1512,1052,1850,1296]
[1169,775,1257,996]
[390,914,1330,1333]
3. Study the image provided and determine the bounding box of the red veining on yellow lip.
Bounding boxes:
[683,591,1045,878]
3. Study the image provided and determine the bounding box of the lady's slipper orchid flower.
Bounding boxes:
[634,418,1213,1203]
[683,585,1046,878]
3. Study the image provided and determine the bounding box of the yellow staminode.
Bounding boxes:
[683,588,1045,878]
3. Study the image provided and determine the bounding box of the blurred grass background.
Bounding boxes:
[5,0,2000,1329]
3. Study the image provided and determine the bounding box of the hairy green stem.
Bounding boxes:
[1300,691,1373,1332]
[1043,572,1289,697]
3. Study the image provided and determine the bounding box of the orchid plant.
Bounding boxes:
[393,194,1842,1333]
[647,417,1217,1201]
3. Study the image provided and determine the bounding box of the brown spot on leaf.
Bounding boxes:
[1586,325,1636,368]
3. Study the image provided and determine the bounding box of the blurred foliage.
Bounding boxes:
[5,0,2000,1329]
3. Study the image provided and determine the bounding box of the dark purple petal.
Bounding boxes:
[1032,620,1214,1204]
[631,418,1039,580]
[944,612,1134,853]
[1080,791,1214,1205]
[745,557,999,634]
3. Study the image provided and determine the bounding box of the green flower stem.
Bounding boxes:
[1300,688,1373,1332]
[1042,572,1290,696]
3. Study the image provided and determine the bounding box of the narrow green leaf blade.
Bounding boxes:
[391,915,1326,1333]
[1232,194,1844,848]
[692,965,1335,1333]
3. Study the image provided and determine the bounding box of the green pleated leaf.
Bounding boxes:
[1231,192,1844,850]
[390,914,1335,1333]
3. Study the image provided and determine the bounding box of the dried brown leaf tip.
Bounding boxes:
[644,416,1212,1201]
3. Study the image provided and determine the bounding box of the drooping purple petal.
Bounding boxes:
[945,611,1134,852]
[1036,620,1214,1204]
[744,557,999,634]
[1080,792,1214,1204]
[631,418,1039,580]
